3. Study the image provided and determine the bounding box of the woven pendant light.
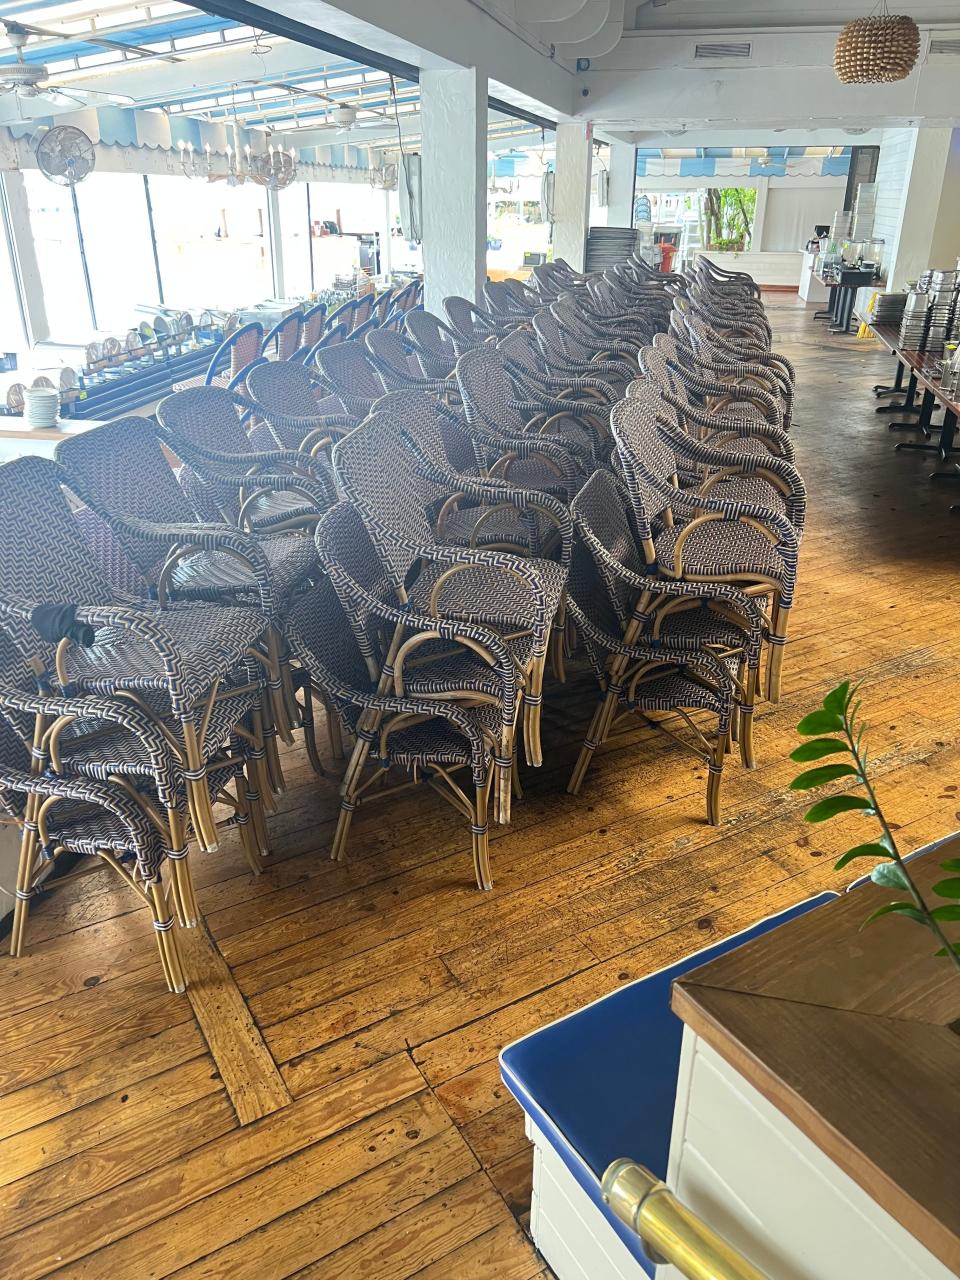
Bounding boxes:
[834,4,920,83]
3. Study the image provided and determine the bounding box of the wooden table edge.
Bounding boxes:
[670,980,960,1275]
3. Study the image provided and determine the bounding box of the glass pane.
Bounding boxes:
[307,182,361,290]
[0,182,25,354]
[147,175,272,310]
[75,172,160,330]
[22,169,91,343]
[277,182,312,296]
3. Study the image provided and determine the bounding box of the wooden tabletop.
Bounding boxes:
[673,842,960,1274]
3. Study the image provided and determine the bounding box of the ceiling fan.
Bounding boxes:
[0,21,135,121]
[247,82,392,136]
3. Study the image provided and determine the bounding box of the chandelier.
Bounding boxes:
[178,139,212,180]
[251,142,297,190]
[834,4,920,84]
[177,135,296,188]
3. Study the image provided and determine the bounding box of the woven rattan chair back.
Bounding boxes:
[0,457,119,663]
[245,361,324,447]
[443,296,496,343]
[314,341,385,417]
[312,499,399,671]
[300,302,327,348]
[331,410,437,593]
[609,390,678,545]
[56,416,197,579]
[373,389,476,476]
[261,310,304,361]
[455,346,527,437]
[570,469,649,629]
[364,328,421,390]
[157,385,253,457]
[403,310,459,375]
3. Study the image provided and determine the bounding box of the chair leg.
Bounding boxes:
[167,808,199,928]
[298,675,326,777]
[739,663,758,770]
[324,694,345,762]
[472,773,493,891]
[568,681,620,795]
[330,794,357,862]
[705,744,725,826]
[765,600,791,703]
[265,628,295,747]
[148,879,186,994]
[9,813,40,958]
[232,781,263,875]
[523,657,546,768]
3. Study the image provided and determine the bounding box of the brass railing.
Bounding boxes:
[602,1159,768,1280]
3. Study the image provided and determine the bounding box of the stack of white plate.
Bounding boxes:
[22,386,60,430]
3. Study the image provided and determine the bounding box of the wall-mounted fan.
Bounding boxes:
[35,125,96,185]
[0,22,133,122]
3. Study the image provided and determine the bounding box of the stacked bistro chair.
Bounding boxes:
[633,346,806,534]
[261,309,304,361]
[156,385,335,537]
[675,302,795,426]
[498,327,619,443]
[245,360,355,454]
[0,674,187,990]
[404,309,463,374]
[532,308,636,397]
[54,416,335,785]
[365,328,458,399]
[173,319,264,393]
[313,340,389,421]
[444,295,514,345]
[566,470,765,821]
[309,505,519,882]
[0,456,275,972]
[456,345,603,495]
[610,383,798,703]
[651,332,789,436]
[330,406,569,795]
[299,301,327,350]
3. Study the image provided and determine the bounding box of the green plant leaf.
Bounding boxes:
[834,842,895,870]
[930,904,960,921]
[790,764,859,791]
[931,877,960,898]
[861,901,926,929]
[822,682,850,715]
[870,863,910,890]
[939,858,960,873]
[790,738,849,763]
[804,795,873,823]
[796,710,844,736]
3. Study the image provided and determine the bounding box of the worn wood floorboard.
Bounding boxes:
[1,297,958,1277]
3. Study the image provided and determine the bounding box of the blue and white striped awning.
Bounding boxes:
[635,146,851,178]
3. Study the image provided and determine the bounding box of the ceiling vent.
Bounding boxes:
[929,38,960,55]
[694,41,752,59]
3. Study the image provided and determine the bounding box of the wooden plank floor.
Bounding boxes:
[3,296,960,1277]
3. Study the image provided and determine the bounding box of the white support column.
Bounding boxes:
[553,122,593,272]
[886,128,960,290]
[0,171,47,345]
[379,187,393,282]
[420,65,486,312]
[606,140,636,228]
[267,187,285,298]
[752,177,770,250]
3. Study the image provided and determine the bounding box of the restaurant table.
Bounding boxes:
[813,267,876,334]
[864,321,960,485]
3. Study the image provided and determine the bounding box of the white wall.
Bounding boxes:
[760,183,845,252]
[873,128,915,274]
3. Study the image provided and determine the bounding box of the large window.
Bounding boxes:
[75,173,160,329]
[22,170,91,342]
[148,176,271,310]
